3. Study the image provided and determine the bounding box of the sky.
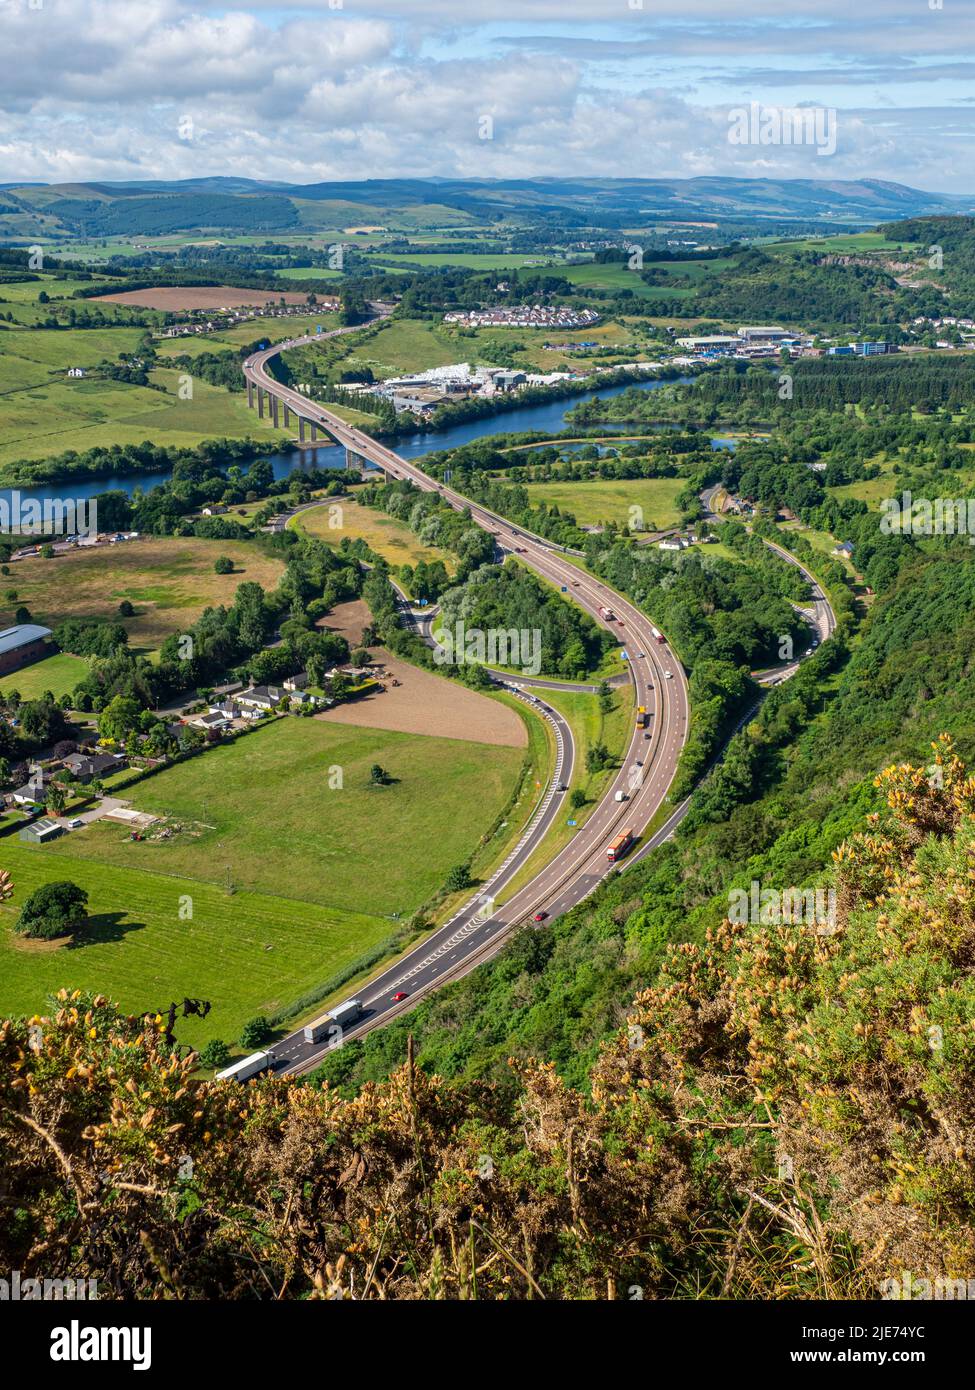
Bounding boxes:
[0,0,971,190]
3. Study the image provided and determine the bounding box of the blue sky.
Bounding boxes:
[0,0,970,189]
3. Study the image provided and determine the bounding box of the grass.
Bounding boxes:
[285,314,658,381]
[763,233,922,256]
[0,363,291,468]
[289,499,453,582]
[0,536,286,655]
[0,841,392,1052]
[523,477,685,531]
[43,718,524,919]
[0,651,90,700]
[497,682,633,905]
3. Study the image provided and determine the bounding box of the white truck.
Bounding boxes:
[304,998,364,1042]
[215,1050,273,1083]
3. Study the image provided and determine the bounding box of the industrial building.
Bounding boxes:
[0,624,53,677]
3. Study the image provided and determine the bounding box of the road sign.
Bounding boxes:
[567,820,577,827]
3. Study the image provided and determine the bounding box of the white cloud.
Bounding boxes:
[0,0,969,189]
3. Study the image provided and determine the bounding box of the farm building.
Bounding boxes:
[0,624,53,677]
[19,817,64,844]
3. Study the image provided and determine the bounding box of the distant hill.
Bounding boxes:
[0,175,970,243]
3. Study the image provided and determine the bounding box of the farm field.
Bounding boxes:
[42,718,525,917]
[0,841,392,1052]
[763,233,922,256]
[290,498,454,578]
[0,365,291,467]
[317,652,527,747]
[0,651,90,701]
[366,251,563,270]
[523,477,685,530]
[1,535,286,654]
[297,315,652,379]
[552,260,723,297]
[272,266,344,281]
[93,285,322,311]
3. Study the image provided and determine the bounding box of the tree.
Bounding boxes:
[118,600,135,618]
[240,1016,271,1049]
[214,556,234,575]
[370,764,391,786]
[46,783,67,816]
[444,864,473,893]
[15,881,88,941]
[570,788,587,810]
[19,698,67,746]
[586,743,611,774]
[98,694,142,743]
[199,1039,231,1069]
[14,606,31,625]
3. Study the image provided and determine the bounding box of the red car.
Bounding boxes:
[392,992,409,1002]
[533,911,548,923]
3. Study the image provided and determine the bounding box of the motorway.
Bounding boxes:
[243,332,692,1075]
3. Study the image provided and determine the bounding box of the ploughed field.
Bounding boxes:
[92,285,329,311]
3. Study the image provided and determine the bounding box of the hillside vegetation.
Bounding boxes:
[3,741,974,1298]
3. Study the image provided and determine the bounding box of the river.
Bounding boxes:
[0,374,727,510]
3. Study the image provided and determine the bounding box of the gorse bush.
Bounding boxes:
[2,737,974,1298]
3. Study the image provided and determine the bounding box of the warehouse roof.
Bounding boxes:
[0,624,53,655]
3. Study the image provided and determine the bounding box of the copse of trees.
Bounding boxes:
[15,881,89,941]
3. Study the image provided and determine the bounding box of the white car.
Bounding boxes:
[664,671,674,680]
[67,818,83,829]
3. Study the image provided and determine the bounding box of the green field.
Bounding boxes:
[523,477,685,530]
[290,499,453,582]
[0,841,392,1052]
[286,314,654,380]
[0,652,90,701]
[2,534,286,655]
[42,718,523,918]
[0,355,291,467]
[763,233,922,256]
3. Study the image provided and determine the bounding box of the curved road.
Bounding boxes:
[243,332,692,1074]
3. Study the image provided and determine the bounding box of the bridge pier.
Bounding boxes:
[247,380,254,410]
[257,387,265,419]
[298,416,306,443]
[311,423,319,442]
[283,403,291,429]
[271,396,279,429]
